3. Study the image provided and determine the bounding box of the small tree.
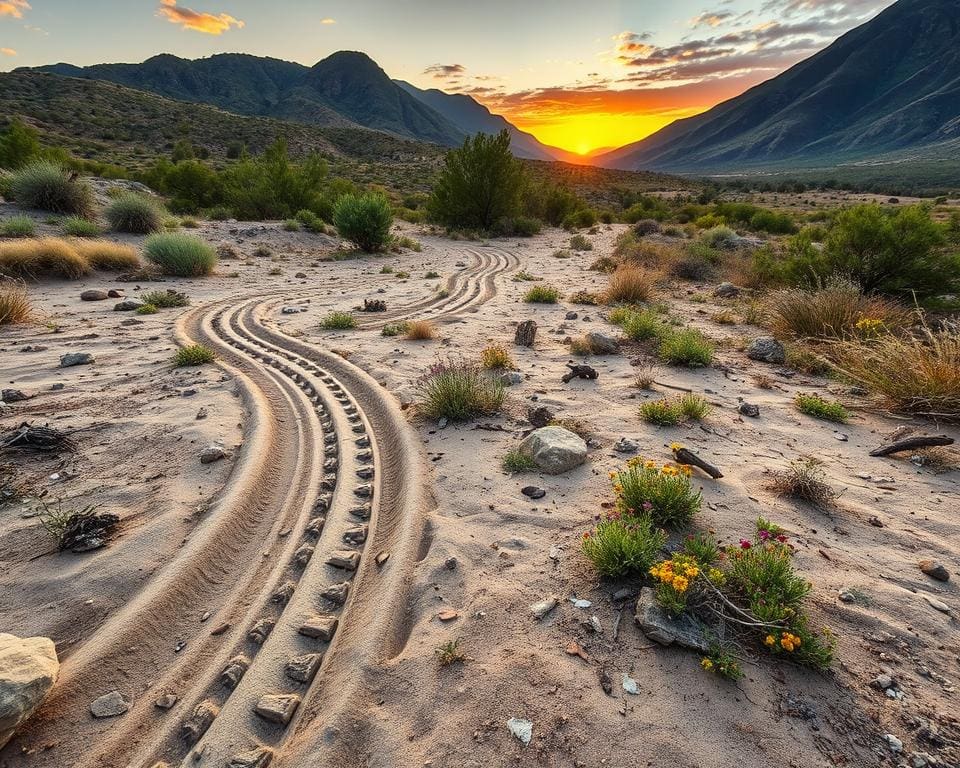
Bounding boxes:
[429,130,524,231]
[333,192,392,252]
[0,118,42,170]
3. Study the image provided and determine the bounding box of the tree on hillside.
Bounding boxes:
[0,118,42,170]
[429,129,524,231]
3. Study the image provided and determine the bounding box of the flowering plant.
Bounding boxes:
[611,456,701,528]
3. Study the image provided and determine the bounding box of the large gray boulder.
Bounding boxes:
[0,634,59,748]
[747,336,786,364]
[518,426,587,475]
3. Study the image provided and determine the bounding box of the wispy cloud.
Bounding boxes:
[0,0,30,19]
[0,47,17,56]
[690,11,734,27]
[320,17,336,25]
[423,63,466,79]
[156,0,245,35]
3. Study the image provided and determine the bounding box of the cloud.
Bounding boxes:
[320,17,336,24]
[156,0,245,35]
[0,47,17,56]
[0,0,29,19]
[423,63,466,79]
[690,11,734,27]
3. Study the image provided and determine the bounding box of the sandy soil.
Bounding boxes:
[1,212,958,768]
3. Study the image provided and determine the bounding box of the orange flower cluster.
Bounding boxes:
[764,632,802,652]
[650,556,700,594]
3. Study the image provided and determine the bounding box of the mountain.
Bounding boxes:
[27,51,465,147]
[395,81,578,162]
[596,0,960,173]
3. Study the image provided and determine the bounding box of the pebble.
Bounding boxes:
[113,299,144,311]
[199,444,226,464]
[521,486,546,499]
[506,717,533,745]
[622,674,639,695]
[883,734,903,753]
[80,289,109,301]
[254,694,300,726]
[530,596,558,620]
[738,402,760,417]
[155,694,178,710]
[59,352,94,367]
[613,437,640,453]
[919,560,950,582]
[922,594,951,614]
[90,691,130,718]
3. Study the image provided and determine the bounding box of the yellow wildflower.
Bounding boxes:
[700,658,714,671]
[764,634,776,647]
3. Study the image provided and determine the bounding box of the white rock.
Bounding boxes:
[0,634,59,748]
[622,674,639,695]
[883,734,903,753]
[90,690,129,718]
[518,426,587,475]
[507,717,532,745]
[569,598,592,609]
[530,596,559,620]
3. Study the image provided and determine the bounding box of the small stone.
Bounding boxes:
[506,717,532,745]
[518,426,587,475]
[228,747,274,768]
[919,560,950,582]
[499,371,523,386]
[871,674,895,691]
[738,402,760,417]
[107,289,124,298]
[375,551,390,566]
[248,618,275,644]
[113,299,144,311]
[199,444,226,464]
[281,306,304,314]
[90,691,129,718]
[155,694,178,710]
[530,596,559,620]
[254,694,300,726]
[220,656,250,688]
[271,581,296,605]
[59,352,94,368]
[527,405,555,428]
[613,437,639,454]
[342,525,368,545]
[285,653,323,683]
[1,389,30,403]
[565,311,578,320]
[195,407,208,420]
[182,699,219,743]
[326,550,360,570]
[299,615,338,641]
[635,587,710,652]
[883,734,903,753]
[586,331,618,355]
[515,320,537,347]
[80,290,109,301]
[922,594,951,613]
[521,486,546,499]
[714,282,740,298]
[746,336,786,364]
[319,582,350,605]
[622,674,639,695]
[294,545,314,567]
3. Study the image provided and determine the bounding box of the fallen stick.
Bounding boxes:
[672,446,724,479]
[869,435,954,457]
[561,364,598,384]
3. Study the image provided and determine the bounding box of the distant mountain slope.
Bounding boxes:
[596,0,960,173]
[395,80,572,161]
[27,51,465,147]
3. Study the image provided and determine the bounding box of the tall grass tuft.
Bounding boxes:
[106,194,164,234]
[0,279,33,324]
[404,320,437,340]
[143,233,216,277]
[9,162,94,217]
[73,240,140,271]
[1,215,35,238]
[658,328,714,366]
[605,265,655,304]
[0,238,90,279]
[523,284,560,303]
[416,358,505,421]
[62,216,102,237]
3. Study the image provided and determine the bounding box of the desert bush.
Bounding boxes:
[141,289,189,308]
[795,392,848,422]
[767,457,837,504]
[404,320,436,340]
[333,192,392,252]
[106,194,163,234]
[429,130,525,231]
[0,238,90,279]
[63,216,101,237]
[828,327,960,420]
[590,255,619,273]
[295,208,325,232]
[0,118,42,170]
[416,358,505,421]
[1,215,35,237]
[582,513,666,578]
[480,344,513,370]
[562,208,598,231]
[9,162,94,217]
[633,219,661,236]
[749,209,796,234]
[136,303,158,315]
[174,344,216,366]
[144,234,216,277]
[612,457,701,528]
[283,219,301,232]
[523,284,560,303]
[381,321,410,337]
[502,448,537,473]
[699,225,738,250]
[208,205,232,221]
[658,328,714,366]
[639,394,710,425]
[569,290,600,305]
[73,241,139,271]
[605,265,655,304]
[569,234,592,251]
[0,279,32,324]
[614,308,663,341]
[670,253,716,281]
[320,311,356,330]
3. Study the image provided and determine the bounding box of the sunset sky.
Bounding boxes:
[0,0,895,154]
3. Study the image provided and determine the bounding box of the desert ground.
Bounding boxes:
[1,209,958,768]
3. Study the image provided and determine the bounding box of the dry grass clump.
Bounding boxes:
[0,238,90,279]
[73,240,140,271]
[605,265,656,305]
[828,327,960,421]
[404,320,436,340]
[767,457,837,505]
[0,279,33,325]
[766,280,913,339]
[911,446,959,473]
[480,344,514,370]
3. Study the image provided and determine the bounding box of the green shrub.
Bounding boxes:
[502,448,537,473]
[523,284,560,303]
[107,194,163,234]
[9,161,94,217]
[174,344,215,366]
[143,233,217,277]
[295,208,325,232]
[381,321,410,337]
[615,308,663,340]
[320,311,356,330]
[582,514,666,578]
[283,219,301,232]
[639,393,709,425]
[141,289,189,308]
[0,118,42,170]
[136,303,158,315]
[416,358,505,421]
[562,208,597,230]
[0,215,35,238]
[749,209,796,234]
[699,225,737,249]
[569,234,592,251]
[62,216,101,237]
[795,393,848,422]
[333,192,392,252]
[612,458,701,529]
[208,205,232,221]
[658,329,714,366]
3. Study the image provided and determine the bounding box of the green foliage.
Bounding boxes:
[0,119,42,170]
[523,284,560,303]
[522,184,585,226]
[749,209,797,234]
[795,392,848,422]
[658,328,714,366]
[141,289,189,308]
[562,208,597,230]
[582,513,667,578]
[143,233,217,276]
[613,459,702,528]
[283,219,301,231]
[136,303,158,315]
[569,234,592,251]
[106,194,163,234]
[0,215,35,238]
[62,216,101,237]
[416,358,505,421]
[502,448,538,473]
[381,321,410,337]
[615,308,664,340]
[435,638,466,666]
[699,225,737,249]
[639,393,710,425]
[174,344,216,366]
[333,192,392,252]
[701,645,744,680]
[429,130,525,231]
[143,159,223,214]
[9,161,94,217]
[320,311,356,330]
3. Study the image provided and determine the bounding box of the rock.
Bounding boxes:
[746,336,786,364]
[738,402,760,417]
[614,437,639,454]
[530,596,559,620]
[113,299,144,311]
[199,444,226,464]
[285,653,323,683]
[229,747,274,768]
[80,290,109,301]
[281,306,305,314]
[0,634,59,748]
[565,311,578,320]
[254,694,300,726]
[622,674,639,695]
[922,594,950,614]
[220,656,250,689]
[107,289,124,298]
[1,389,29,403]
[515,320,537,347]
[883,734,903,753]
[506,717,533,745]
[119,318,143,326]
[518,426,587,475]
[154,694,177,710]
[872,674,895,691]
[521,486,546,499]
[919,560,950,582]
[326,550,360,570]
[499,371,523,386]
[299,615,338,641]
[634,587,710,652]
[527,405,555,428]
[586,331,618,355]
[90,690,129,718]
[319,582,350,605]
[181,699,218,743]
[248,618,275,644]
[59,352,94,367]
[713,282,740,298]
